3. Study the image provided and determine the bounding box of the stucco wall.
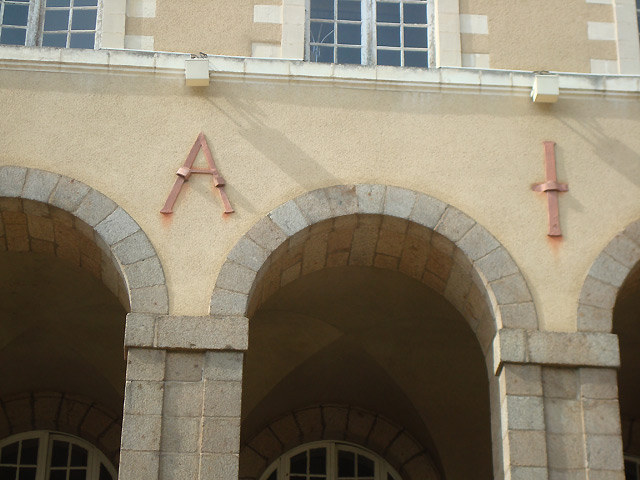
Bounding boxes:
[1,65,639,331]
[119,0,625,73]
[125,0,281,56]
[459,0,616,72]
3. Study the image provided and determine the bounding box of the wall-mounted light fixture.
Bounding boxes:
[531,72,559,103]
[185,54,210,86]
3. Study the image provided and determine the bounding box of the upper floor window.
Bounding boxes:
[637,0,639,40]
[0,0,98,49]
[260,441,402,480]
[307,0,434,67]
[0,431,117,480]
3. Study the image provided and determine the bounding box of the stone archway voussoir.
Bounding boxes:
[268,199,310,237]
[212,184,540,331]
[0,166,169,315]
[577,223,640,332]
[434,206,476,243]
[0,166,28,197]
[246,216,288,254]
[22,168,60,203]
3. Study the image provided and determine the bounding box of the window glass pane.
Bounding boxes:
[310,22,334,44]
[71,9,96,30]
[337,0,360,21]
[0,26,26,45]
[42,32,67,46]
[404,49,428,67]
[626,460,639,480]
[377,49,400,66]
[310,45,334,63]
[48,471,66,480]
[70,445,87,467]
[2,4,29,26]
[68,470,86,480]
[337,47,360,64]
[357,455,375,476]
[338,450,355,477]
[50,441,69,468]
[403,3,427,24]
[74,0,97,5]
[265,470,277,480]
[69,32,93,48]
[404,26,427,48]
[377,2,399,23]
[290,477,306,480]
[46,0,70,6]
[98,464,113,480]
[0,26,27,45]
[377,25,399,46]
[18,468,36,480]
[309,448,326,475]
[290,452,307,474]
[1,442,19,464]
[337,23,360,45]
[0,466,17,479]
[311,0,334,20]
[44,10,69,31]
[19,440,38,466]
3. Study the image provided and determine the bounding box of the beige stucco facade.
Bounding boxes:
[2,57,639,329]
[1,1,640,479]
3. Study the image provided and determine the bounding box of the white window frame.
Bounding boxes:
[0,430,117,480]
[259,441,403,480]
[625,455,640,479]
[0,0,102,49]
[305,0,435,67]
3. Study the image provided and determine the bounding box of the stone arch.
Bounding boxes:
[577,217,640,333]
[210,184,538,355]
[0,391,121,465]
[240,404,440,480]
[0,166,168,314]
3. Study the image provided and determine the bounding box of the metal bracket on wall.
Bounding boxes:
[161,132,234,215]
[532,141,568,237]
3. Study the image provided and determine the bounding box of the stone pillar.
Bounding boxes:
[494,329,623,480]
[498,364,549,480]
[200,351,243,478]
[119,347,165,479]
[542,367,623,479]
[120,314,248,480]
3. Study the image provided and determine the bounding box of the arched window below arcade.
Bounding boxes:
[260,441,402,480]
[0,431,117,480]
[626,455,640,480]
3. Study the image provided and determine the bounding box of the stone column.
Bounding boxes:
[498,364,549,480]
[494,329,623,480]
[542,367,623,479]
[120,314,248,480]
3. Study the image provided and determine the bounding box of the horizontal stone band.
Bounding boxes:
[125,314,249,351]
[493,328,620,373]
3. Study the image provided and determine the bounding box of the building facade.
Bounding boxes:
[1,0,640,479]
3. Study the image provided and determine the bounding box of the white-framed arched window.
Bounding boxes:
[625,455,640,480]
[0,431,117,480]
[259,441,402,480]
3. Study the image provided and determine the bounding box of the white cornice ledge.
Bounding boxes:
[0,46,639,97]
